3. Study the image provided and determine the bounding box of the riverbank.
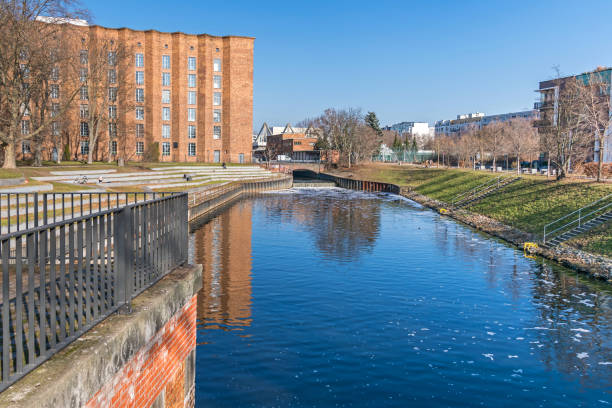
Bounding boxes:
[325,164,611,279]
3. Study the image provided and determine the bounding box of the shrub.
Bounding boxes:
[144,142,159,162]
[575,162,612,178]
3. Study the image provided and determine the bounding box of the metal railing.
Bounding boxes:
[543,194,612,244]
[451,176,504,206]
[0,192,176,236]
[0,192,187,392]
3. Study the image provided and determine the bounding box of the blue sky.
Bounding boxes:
[82,0,612,130]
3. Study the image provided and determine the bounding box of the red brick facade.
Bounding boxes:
[19,24,254,164]
[85,294,197,408]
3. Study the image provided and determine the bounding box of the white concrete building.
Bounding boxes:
[435,110,538,137]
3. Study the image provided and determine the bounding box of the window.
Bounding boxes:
[213,126,221,139]
[213,109,221,123]
[51,122,59,136]
[162,142,170,156]
[136,141,144,155]
[135,88,144,102]
[80,104,89,118]
[188,108,196,122]
[135,106,144,119]
[188,91,196,105]
[108,105,116,119]
[108,69,116,84]
[162,124,170,138]
[188,74,196,88]
[108,122,117,138]
[22,141,30,154]
[213,75,221,89]
[136,71,144,85]
[136,88,144,102]
[51,67,59,81]
[162,72,171,86]
[136,123,144,138]
[238,153,244,164]
[50,103,59,117]
[80,141,89,155]
[79,68,87,82]
[213,58,221,72]
[213,92,221,106]
[188,57,196,70]
[50,84,59,99]
[188,125,196,138]
[162,90,170,103]
[21,120,29,135]
[21,103,30,116]
[108,51,116,66]
[80,86,88,100]
[20,64,29,79]
[162,55,170,69]
[188,143,196,156]
[80,50,88,65]
[213,150,220,163]
[162,107,170,121]
[80,122,89,137]
[109,140,117,155]
[108,87,117,102]
[135,53,144,67]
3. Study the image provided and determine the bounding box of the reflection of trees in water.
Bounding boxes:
[529,262,612,389]
[258,192,381,261]
[193,200,253,337]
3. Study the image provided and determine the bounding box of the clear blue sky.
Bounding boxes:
[82,0,612,130]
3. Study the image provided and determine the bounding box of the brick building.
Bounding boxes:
[260,123,321,161]
[21,19,254,163]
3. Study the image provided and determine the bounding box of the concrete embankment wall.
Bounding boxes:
[320,172,611,280]
[188,176,293,225]
[0,265,202,408]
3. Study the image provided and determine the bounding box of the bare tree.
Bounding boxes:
[573,72,611,182]
[0,0,86,168]
[80,35,133,164]
[483,121,505,171]
[312,108,374,168]
[504,118,539,174]
[540,75,592,180]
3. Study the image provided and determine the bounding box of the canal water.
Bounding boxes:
[190,188,612,407]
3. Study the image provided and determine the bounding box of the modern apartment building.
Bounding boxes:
[537,67,612,163]
[383,121,431,137]
[434,110,538,137]
[21,20,254,163]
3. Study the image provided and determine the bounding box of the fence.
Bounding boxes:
[543,193,612,244]
[0,192,176,236]
[314,172,400,194]
[0,192,187,392]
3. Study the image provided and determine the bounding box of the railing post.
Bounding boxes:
[578,209,581,227]
[116,205,133,313]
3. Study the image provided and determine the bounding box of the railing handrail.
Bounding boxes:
[543,193,612,231]
[451,176,503,205]
[543,199,612,243]
[1,191,188,392]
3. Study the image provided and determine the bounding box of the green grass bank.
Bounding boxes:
[333,164,612,257]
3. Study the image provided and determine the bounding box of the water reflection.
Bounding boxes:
[260,189,382,261]
[195,200,253,334]
[192,189,612,407]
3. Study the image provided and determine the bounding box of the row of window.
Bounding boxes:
[78,120,221,140]
[24,139,234,162]
[135,53,220,72]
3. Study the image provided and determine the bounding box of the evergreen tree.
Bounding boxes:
[365,111,384,142]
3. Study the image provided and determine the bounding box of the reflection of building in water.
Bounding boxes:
[195,200,253,330]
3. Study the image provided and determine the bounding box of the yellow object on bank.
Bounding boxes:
[439,208,449,214]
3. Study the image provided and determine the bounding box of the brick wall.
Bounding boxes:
[85,294,198,408]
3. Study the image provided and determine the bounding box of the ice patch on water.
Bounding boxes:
[576,352,589,359]
[487,332,495,336]
[571,328,590,333]
[598,362,612,365]
[483,354,494,361]
[508,355,518,359]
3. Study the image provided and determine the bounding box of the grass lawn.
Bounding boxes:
[333,164,612,256]
[0,169,24,179]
